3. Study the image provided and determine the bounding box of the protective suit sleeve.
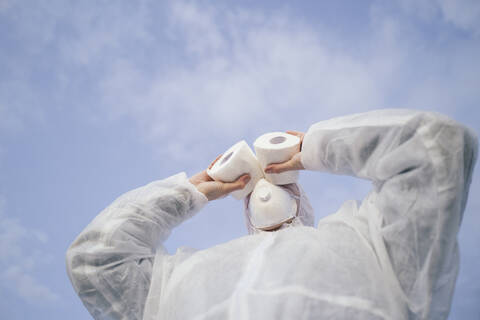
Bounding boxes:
[301,109,478,184]
[65,172,208,320]
[301,109,478,318]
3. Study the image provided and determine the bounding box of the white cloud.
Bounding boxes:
[0,104,23,133]
[59,1,153,66]
[0,0,12,12]
[2,0,478,163]
[394,0,480,35]
[394,0,440,21]
[0,196,59,304]
[94,0,480,167]
[167,1,226,56]
[98,1,387,164]
[0,93,45,135]
[439,0,480,35]
[2,266,58,304]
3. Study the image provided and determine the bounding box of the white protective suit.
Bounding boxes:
[66,110,478,320]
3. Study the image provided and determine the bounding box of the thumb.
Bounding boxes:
[265,158,296,174]
[222,174,251,194]
[265,153,304,174]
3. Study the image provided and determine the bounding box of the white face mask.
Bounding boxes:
[248,179,298,231]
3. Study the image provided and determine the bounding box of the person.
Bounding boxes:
[66,109,477,320]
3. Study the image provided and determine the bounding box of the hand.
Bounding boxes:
[189,155,251,201]
[264,130,305,174]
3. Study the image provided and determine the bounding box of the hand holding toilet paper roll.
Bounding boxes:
[264,131,305,174]
[189,167,251,201]
[207,140,264,200]
[254,132,301,185]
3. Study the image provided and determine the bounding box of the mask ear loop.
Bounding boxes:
[243,194,258,234]
[277,188,302,231]
[279,183,301,217]
[287,188,301,224]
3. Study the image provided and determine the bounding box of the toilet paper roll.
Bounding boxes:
[254,132,301,185]
[207,140,264,200]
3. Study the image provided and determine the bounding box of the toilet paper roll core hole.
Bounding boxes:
[221,151,234,165]
[269,136,287,144]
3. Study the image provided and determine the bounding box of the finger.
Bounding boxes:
[286,130,303,137]
[208,154,223,170]
[264,158,295,174]
[201,170,214,181]
[286,130,304,141]
[222,174,251,194]
[286,130,305,148]
[286,130,305,149]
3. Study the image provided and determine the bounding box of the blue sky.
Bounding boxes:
[0,0,479,319]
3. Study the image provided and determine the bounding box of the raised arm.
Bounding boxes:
[65,173,208,319]
[300,110,475,180]
[66,161,250,320]
[298,109,477,318]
